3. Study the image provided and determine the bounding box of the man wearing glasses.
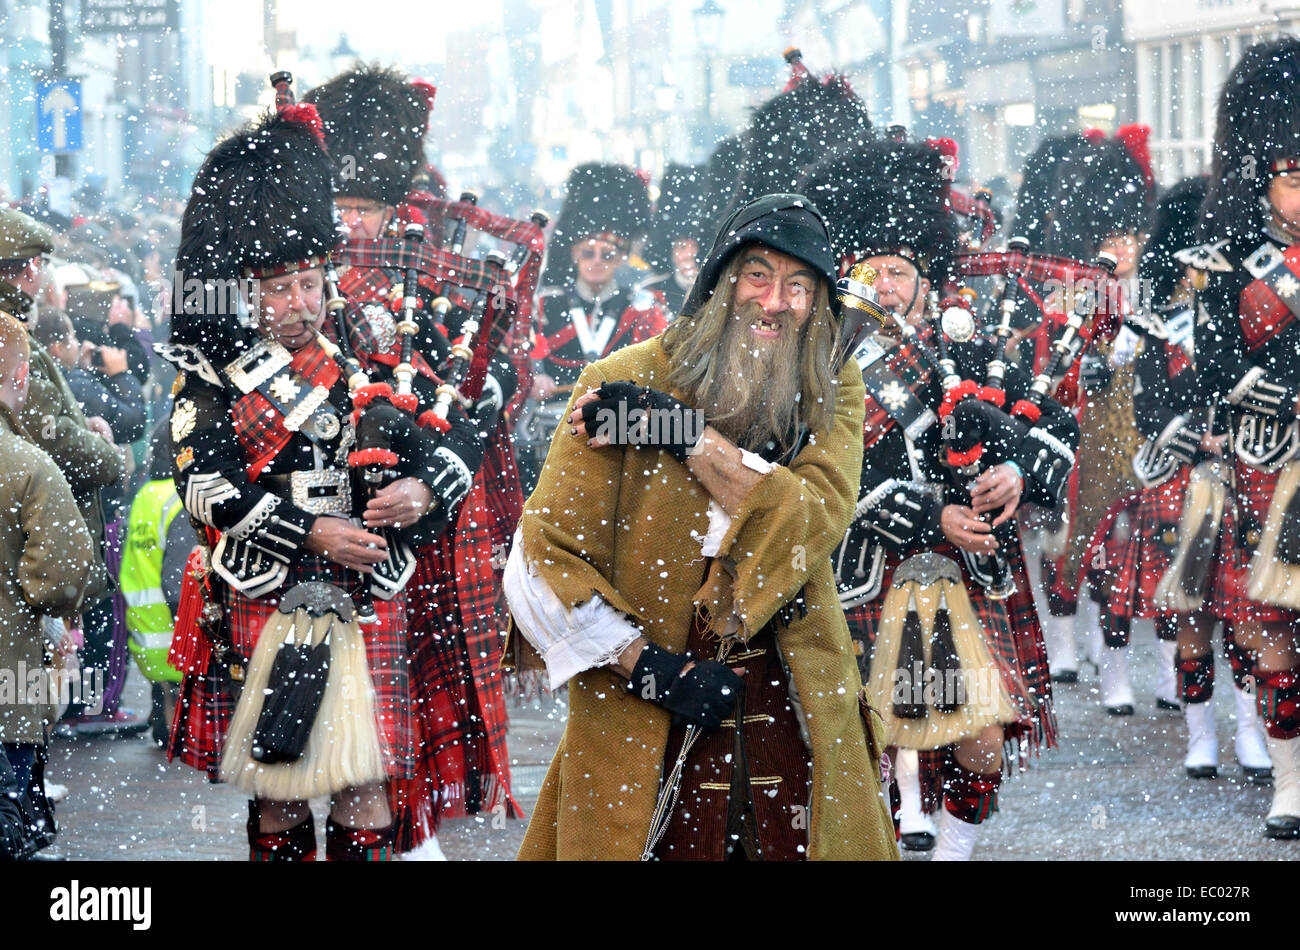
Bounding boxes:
[522,163,667,493]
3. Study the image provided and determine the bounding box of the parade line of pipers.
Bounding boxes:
[4,37,1300,862]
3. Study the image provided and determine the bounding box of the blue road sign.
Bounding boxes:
[36,79,83,153]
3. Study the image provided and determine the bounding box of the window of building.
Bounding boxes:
[1169,42,1182,140]
[1149,44,1163,140]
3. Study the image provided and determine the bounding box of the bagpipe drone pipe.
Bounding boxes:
[386,188,548,418]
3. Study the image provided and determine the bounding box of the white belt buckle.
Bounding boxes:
[290,469,352,515]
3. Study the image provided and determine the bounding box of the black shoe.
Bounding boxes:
[1264,815,1300,839]
[1156,697,1182,711]
[1243,765,1274,786]
[1053,669,1079,684]
[900,831,935,852]
[1106,703,1135,716]
[1185,765,1218,779]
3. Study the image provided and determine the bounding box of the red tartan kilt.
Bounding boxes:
[406,539,476,816]
[481,421,523,553]
[1207,458,1300,624]
[402,484,518,828]
[169,560,415,784]
[1106,468,1189,620]
[843,537,1056,755]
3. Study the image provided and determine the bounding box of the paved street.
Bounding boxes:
[45,623,1295,861]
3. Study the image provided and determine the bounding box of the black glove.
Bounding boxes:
[1079,353,1113,392]
[627,642,742,730]
[578,381,705,463]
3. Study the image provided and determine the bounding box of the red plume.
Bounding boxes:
[411,79,437,132]
[925,137,959,177]
[1115,123,1154,193]
[281,103,325,146]
[1082,127,1107,144]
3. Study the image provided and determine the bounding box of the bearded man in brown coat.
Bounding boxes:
[504,194,897,861]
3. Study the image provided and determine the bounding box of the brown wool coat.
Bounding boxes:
[511,336,898,861]
[18,336,121,603]
[0,404,101,743]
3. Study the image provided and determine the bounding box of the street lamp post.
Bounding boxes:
[693,0,725,132]
[49,0,74,179]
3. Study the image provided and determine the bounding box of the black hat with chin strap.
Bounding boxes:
[680,193,838,319]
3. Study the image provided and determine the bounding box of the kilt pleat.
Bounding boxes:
[1208,458,1300,624]
[402,470,519,845]
[1106,469,1189,621]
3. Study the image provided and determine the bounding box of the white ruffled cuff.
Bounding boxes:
[502,529,643,691]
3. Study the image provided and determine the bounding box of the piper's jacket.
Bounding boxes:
[834,330,1079,605]
[1129,304,1207,484]
[162,303,479,598]
[1191,230,1300,472]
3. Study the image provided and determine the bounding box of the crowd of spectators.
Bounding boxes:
[0,195,184,858]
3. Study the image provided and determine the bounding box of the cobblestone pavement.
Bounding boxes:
[46,622,1296,860]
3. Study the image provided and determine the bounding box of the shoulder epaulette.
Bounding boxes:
[153,342,222,386]
[1174,240,1234,273]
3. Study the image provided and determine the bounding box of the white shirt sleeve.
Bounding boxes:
[502,528,643,691]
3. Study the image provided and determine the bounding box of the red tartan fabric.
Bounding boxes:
[1238,247,1300,352]
[841,539,1057,757]
[230,340,339,481]
[947,189,997,245]
[482,418,524,553]
[1207,459,1300,624]
[167,558,416,783]
[1066,490,1142,606]
[861,336,934,447]
[1107,467,1190,621]
[338,240,508,302]
[401,476,519,844]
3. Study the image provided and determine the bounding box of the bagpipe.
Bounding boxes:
[837,243,1121,599]
[955,242,1128,410]
[213,72,490,800]
[373,187,548,416]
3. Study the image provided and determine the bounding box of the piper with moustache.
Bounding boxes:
[802,139,1079,860]
[303,62,528,857]
[161,99,487,862]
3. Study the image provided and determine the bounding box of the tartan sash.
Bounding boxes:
[1239,242,1300,352]
[861,336,935,449]
[230,339,340,481]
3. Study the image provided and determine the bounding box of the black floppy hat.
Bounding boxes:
[681,193,838,318]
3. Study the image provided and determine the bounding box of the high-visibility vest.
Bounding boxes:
[119,479,184,683]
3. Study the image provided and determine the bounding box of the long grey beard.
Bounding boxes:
[703,307,804,454]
